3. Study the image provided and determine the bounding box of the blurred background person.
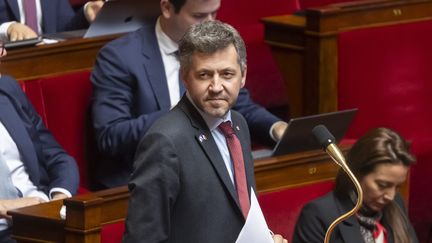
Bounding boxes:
[0,42,79,243]
[293,127,418,243]
[0,0,104,41]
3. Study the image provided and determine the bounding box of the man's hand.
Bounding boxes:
[84,1,105,22]
[0,197,45,219]
[271,121,289,141]
[7,23,38,41]
[272,234,288,243]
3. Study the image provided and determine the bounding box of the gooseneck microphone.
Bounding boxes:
[312,125,363,243]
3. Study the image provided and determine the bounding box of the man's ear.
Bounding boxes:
[240,65,247,88]
[180,69,188,88]
[160,0,173,19]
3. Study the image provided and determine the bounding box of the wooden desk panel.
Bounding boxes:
[0,35,119,81]
[262,0,432,117]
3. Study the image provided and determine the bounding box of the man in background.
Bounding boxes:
[123,20,287,243]
[0,43,79,242]
[0,0,104,41]
[91,0,288,189]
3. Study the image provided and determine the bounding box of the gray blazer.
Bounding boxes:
[123,96,256,243]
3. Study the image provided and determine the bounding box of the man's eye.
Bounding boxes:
[199,73,210,79]
[222,72,234,79]
[193,14,207,19]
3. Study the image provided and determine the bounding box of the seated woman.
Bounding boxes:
[292,127,418,243]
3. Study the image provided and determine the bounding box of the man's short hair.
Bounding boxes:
[178,20,247,75]
[169,0,186,13]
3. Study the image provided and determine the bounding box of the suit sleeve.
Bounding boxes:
[55,0,89,32]
[4,76,79,194]
[234,88,280,146]
[292,202,328,243]
[91,43,168,157]
[123,132,180,242]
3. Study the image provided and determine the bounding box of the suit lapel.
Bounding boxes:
[140,26,171,110]
[334,194,365,243]
[178,97,242,211]
[40,0,54,33]
[6,0,20,21]
[0,96,39,177]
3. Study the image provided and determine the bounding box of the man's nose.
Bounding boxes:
[205,14,216,21]
[209,76,223,92]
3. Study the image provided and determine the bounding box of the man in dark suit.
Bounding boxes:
[91,0,288,189]
[0,44,79,242]
[0,0,103,41]
[123,20,287,243]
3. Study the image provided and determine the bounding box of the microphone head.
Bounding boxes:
[312,125,336,149]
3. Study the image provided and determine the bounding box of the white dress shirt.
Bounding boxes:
[155,17,182,108]
[0,121,71,230]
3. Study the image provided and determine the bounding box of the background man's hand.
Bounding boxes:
[273,234,288,243]
[272,121,289,141]
[84,1,105,22]
[0,197,45,219]
[7,23,37,41]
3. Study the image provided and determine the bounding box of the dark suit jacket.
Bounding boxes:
[0,75,79,195]
[122,96,256,243]
[91,21,280,188]
[0,0,88,34]
[292,191,419,243]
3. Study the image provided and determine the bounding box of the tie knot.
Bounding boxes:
[218,121,235,137]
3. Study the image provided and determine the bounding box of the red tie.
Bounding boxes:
[23,0,38,34]
[218,121,250,219]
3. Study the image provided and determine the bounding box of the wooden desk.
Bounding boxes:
[262,0,432,116]
[10,146,351,243]
[0,34,120,81]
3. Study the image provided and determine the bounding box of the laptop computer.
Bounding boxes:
[84,0,160,38]
[43,0,160,40]
[252,108,358,160]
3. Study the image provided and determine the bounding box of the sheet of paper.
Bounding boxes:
[235,188,273,243]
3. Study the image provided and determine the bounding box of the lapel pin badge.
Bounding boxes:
[198,134,207,142]
[236,126,240,131]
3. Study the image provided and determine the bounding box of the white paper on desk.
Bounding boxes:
[235,188,273,243]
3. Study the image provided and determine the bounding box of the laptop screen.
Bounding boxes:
[84,0,160,38]
[272,108,357,156]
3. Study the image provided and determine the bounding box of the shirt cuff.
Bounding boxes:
[49,187,72,200]
[0,21,16,41]
[269,122,279,142]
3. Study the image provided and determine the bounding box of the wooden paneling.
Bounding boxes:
[1,34,119,81]
[262,0,432,116]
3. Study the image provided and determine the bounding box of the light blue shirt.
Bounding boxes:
[186,94,235,185]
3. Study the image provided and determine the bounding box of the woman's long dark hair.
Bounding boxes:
[334,127,416,243]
